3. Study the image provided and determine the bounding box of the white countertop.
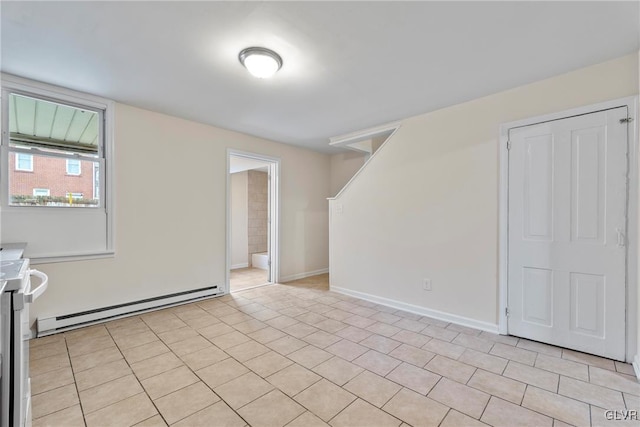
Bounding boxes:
[0,242,27,261]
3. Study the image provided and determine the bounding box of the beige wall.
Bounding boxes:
[247,170,268,258]
[331,53,638,330]
[230,171,248,268]
[330,151,367,196]
[30,103,331,324]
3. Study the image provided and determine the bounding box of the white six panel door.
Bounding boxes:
[508,107,628,361]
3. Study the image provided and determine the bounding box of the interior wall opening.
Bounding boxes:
[228,152,278,293]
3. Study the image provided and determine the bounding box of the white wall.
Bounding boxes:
[29,102,330,325]
[636,51,640,376]
[330,151,366,196]
[230,171,248,269]
[331,53,639,330]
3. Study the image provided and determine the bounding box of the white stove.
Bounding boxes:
[1,250,48,427]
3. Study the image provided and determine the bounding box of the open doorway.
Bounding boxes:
[227,150,279,293]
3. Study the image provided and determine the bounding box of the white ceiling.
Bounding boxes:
[1,2,638,153]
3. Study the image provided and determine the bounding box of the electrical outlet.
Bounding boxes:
[423,278,432,291]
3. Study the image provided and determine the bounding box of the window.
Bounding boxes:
[7,93,100,208]
[66,159,81,175]
[15,153,33,171]
[1,75,114,260]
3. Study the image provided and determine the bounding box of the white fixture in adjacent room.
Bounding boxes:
[238,47,283,79]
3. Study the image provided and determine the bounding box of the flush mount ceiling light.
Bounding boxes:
[238,47,283,79]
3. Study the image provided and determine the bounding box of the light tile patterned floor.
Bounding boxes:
[230,267,269,292]
[30,274,639,426]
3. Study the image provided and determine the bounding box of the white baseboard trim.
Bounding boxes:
[231,263,249,270]
[633,355,640,380]
[331,286,500,334]
[280,268,329,283]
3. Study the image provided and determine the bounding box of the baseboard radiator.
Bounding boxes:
[37,285,222,337]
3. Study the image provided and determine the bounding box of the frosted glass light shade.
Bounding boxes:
[239,47,283,79]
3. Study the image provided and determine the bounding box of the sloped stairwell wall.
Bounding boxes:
[330,52,638,330]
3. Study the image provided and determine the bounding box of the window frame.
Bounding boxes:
[1,74,116,261]
[66,158,82,176]
[15,152,33,171]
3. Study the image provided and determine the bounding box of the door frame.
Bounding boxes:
[226,149,281,293]
[498,96,638,362]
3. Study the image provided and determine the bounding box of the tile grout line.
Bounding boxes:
[65,336,86,426]
[107,319,170,427]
